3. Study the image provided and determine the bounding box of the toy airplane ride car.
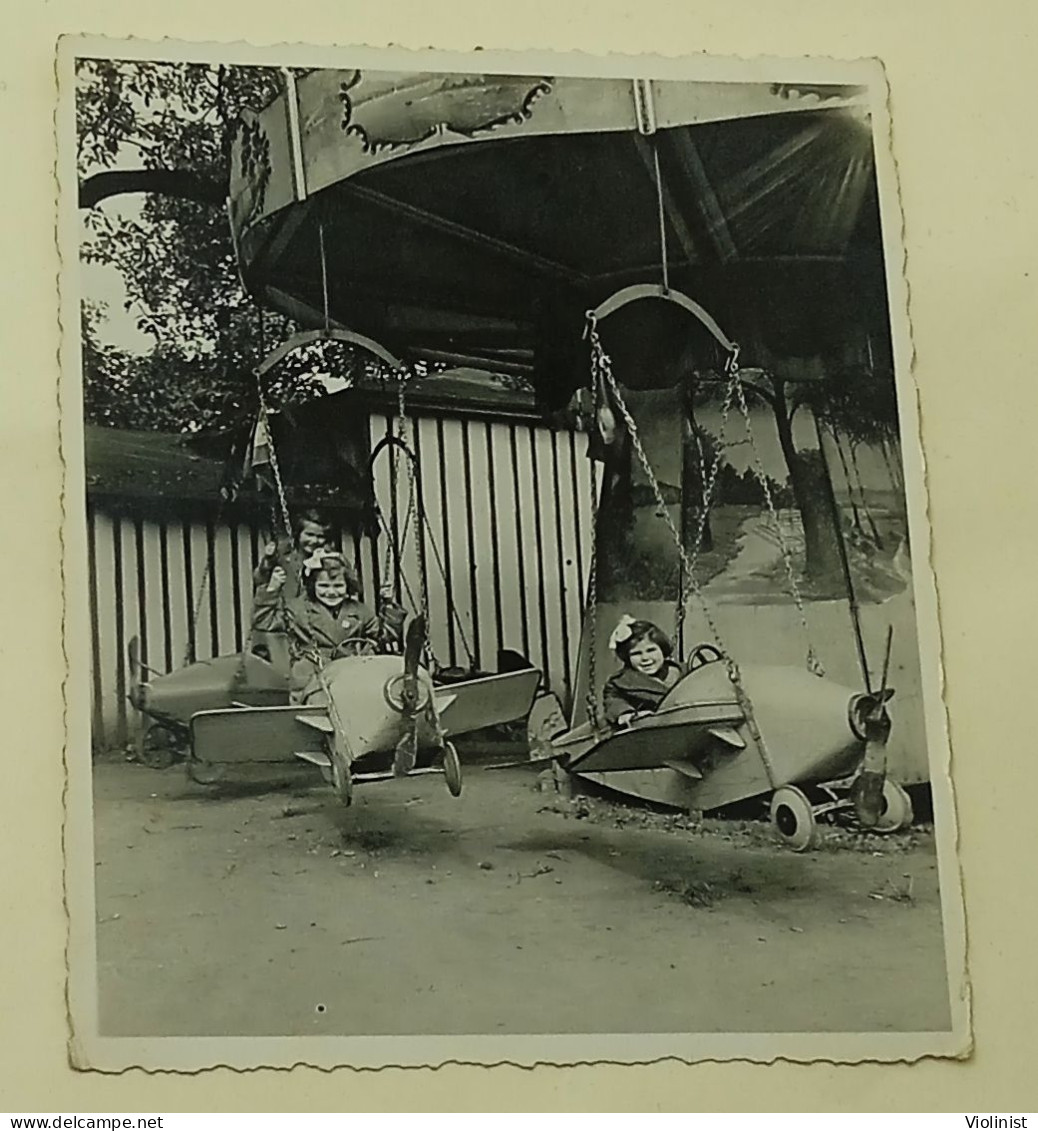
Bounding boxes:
[532,638,907,851]
[129,615,542,804]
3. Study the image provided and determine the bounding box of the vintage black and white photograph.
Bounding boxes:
[59,39,967,1069]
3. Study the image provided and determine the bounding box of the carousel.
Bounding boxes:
[210,67,914,846]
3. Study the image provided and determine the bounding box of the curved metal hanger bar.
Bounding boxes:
[366,433,418,478]
[590,284,737,354]
[255,328,405,380]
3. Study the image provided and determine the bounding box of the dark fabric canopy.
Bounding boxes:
[230,71,889,406]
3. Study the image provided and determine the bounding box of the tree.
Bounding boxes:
[681,418,795,553]
[83,301,385,434]
[76,59,280,209]
[736,366,843,581]
[77,59,332,434]
[77,58,480,438]
[683,341,899,586]
[586,291,897,584]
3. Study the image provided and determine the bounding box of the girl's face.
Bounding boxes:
[313,572,348,609]
[298,521,329,555]
[628,637,665,676]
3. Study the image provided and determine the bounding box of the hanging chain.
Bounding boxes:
[414,485,432,642]
[586,315,779,787]
[379,511,395,579]
[420,506,475,668]
[409,442,434,651]
[387,368,440,666]
[183,552,213,668]
[729,370,825,678]
[231,374,293,686]
[368,366,469,669]
[396,372,422,603]
[584,443,601,729]
[676,362,739,650]
[255,381,292,540]
[829,419,860,526]
[379,369,421,586]
[379,378,398,582]
[374,506,422,612]
[685,377,736,582]
[589,319,734,671]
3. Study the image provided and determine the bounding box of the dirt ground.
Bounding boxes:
[91,751,953,1038]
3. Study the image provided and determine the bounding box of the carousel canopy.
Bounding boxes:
[229,71,889,405]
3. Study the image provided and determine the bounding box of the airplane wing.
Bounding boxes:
[564,700,746,774]
[189,704,331,768]
[433,690,458,714]
[434,669,541,736]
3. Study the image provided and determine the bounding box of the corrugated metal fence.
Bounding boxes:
[87,413,594,749]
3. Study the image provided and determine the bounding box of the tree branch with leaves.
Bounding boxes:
[76,59,318,433]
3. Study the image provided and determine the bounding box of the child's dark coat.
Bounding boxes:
[252,547,308,602]
[252,588,380,692]
[602,660,685,724]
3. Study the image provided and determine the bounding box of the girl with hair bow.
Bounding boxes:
[602,615,685,728]
[252,548,381,695]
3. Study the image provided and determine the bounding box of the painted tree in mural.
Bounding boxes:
[726,363,846,580]
[721,350,902,584]
[813,358,905,536]
[595,271,902,588]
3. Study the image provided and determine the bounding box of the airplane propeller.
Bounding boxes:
[389,613,431,777]
[849,627,895,829]
[382,614,463,795]
[126,636,184,768]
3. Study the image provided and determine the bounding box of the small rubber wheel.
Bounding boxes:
[874,779,913,833]
[443,741,463,798]
[139,724,183,769]
[770,785,818,852]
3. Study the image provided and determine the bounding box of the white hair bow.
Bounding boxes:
[608,614,635,652]
[302,549,340,576]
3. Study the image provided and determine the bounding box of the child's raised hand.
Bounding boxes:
[618,711,637,728]
[267,566,288,592]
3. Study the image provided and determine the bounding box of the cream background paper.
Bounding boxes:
[58,39,966,1071]
[3,0,1037,1110]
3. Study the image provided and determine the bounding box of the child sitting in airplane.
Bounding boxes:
[602,616,685,728]
[252,508,336,602]
[252,549,382,694]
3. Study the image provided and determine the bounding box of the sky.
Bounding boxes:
[81,196,159,355]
